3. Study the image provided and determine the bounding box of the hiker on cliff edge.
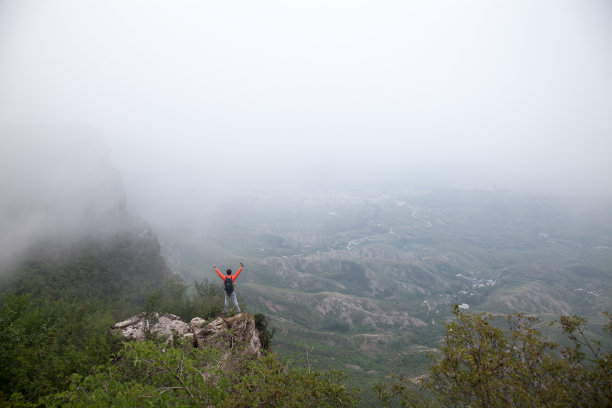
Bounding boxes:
[214,262,243,314]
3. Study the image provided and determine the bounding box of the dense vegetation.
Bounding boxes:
[0,234,357,407]
[377,306,612,407]
[0,288,358,407]
[2,279,610,407]
[44,340,358,407]
[0,293,120,403]
[1,201,610,407]
[0,229,170,315]
[1,275,610,406]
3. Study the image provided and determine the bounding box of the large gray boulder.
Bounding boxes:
[112,312,262,357]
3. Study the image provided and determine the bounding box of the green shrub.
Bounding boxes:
[45,338,359,407]
[377,306,612,408]
[254,313,276,349]
[0,293,121,403]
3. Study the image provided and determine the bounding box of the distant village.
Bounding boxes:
[452,274,498,311]
[456,273,496,288]
[576,288,601,297]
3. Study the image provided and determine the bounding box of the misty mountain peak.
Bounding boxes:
[1,129,129,265]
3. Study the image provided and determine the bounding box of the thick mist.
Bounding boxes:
[0,129,129,266]
[1,0,611,233]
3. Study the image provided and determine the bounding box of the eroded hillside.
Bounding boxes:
[157,189,612,392]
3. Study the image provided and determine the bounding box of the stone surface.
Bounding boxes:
[113,312,262,356]
[112,313,189,341]
[189,317,206,332]
[194,314,262,356]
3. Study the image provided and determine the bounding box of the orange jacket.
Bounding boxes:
[215,266,243,286]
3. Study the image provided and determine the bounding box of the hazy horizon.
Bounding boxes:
[1,0,611,235]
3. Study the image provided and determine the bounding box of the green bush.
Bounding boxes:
[254,313,276,349]
[45,338,358,407]
[0,293,121,403]
[377,306,612,408]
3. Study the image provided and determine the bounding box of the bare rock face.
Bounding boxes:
[194,314,262,357]
[112,313,190,341]
[189,317,206,332]
[112,313,262,356]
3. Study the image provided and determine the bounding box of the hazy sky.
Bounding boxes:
[1,0,611,217]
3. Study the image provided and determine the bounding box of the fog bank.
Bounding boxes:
[0,1,611,229]
[0,128,128,265]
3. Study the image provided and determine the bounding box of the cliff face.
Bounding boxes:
[0,131,131,267]
[1,217,170,309]
[0,130,170,306]
[113,312,263,357]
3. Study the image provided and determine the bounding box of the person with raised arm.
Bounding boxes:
[213,262,243,314]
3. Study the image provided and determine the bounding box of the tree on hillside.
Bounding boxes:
[0,293,121,403]
[377,306,612,407]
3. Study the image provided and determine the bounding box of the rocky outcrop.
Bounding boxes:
[112,312,263,357]
[194,313,262,356]
[112,313,191,341]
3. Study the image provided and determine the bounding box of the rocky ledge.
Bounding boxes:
[112,312,263,357]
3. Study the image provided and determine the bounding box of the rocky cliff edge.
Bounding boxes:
[112,312,263,357]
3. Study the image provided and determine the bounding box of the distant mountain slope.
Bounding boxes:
[1,217,170,311]
[0,130,170,309]
[155,188,612,397]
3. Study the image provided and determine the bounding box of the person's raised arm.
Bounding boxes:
[213,265,225,280]
[233,262,244,282]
